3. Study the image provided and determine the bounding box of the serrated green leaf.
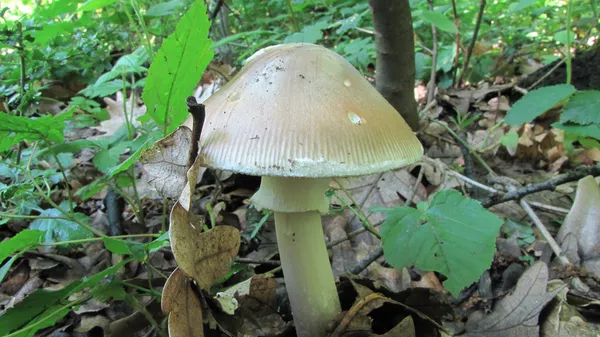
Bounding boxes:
[0,113,68,152]
[284,20,329,43]
[420,11,457,34]
[505,84,576,126]
[560,90,600,125]
[381,190,503,296]
[146,0,186,17]
[79,79,126,98]
[141,0,213,132]
[0,230,43,264]
[29,210,93,244]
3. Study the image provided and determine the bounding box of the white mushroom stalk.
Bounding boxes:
[252,176,338,337]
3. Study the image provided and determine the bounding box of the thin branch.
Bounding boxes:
[405,165,424,206]
[427,0,438,104]
[481,164,600,208]
[520,200,570,265]
[528,201,570,214]
[457,0,486,86]
[448,170,499,194]
[349,247,384,274]
[236,257,281,266]
[450,0,462,86]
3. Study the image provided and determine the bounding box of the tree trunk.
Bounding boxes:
[369,0,419,131]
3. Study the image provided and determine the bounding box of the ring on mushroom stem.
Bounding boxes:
[186,43,423,337]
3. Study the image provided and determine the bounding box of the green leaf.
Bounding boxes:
[0,252,26,284]
[509,0,537,12]
[284,20,329,43]
[91,278,127,301]
[0,259,130,336]
[0,113,68,152]
[29,210,93,244]
[505,84,576,126]
[102,237,146,261]
[146,0,186,17]
[553,123,600,140]
[0,230,43,264]
[146,232,170,252]
[79,79,126,98]
[78,0,118,12]
[380,190,503,296]
[553,30,576,45]
[501,131,519,148]
[141,0,213,132]
[560,90,600,125]
[420,11,457,34]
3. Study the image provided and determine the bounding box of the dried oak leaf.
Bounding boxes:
[170,203,240,290]
[162,268,204,337]
[464,261,563,337]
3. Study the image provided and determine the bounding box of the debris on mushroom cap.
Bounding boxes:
[195,43,423,177]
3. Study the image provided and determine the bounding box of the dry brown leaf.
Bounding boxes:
[464,261,563,337]
[142,126,195,199]
[540,282,598,337]
[161,268,205,337]
[92,91,146,137]
[170,204,240,290]
[557,176,600,276]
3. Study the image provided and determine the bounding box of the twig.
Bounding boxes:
[448,170,499,194]
[459,130,475,178]
[430,119,496,175]
[349,247,384,274]
[481,164,600,208]
[236,257,281,266]
[520,200,570,265]
[210,0,225,21]
[405,165,424,206]
[427,0,438,104]
[528,201,570,214]
[450,0,461,86]
[326,223,382,249]
[186,96,206,169]
[457,0,486,86]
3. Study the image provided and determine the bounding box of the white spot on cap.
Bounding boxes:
[343,79,351,87]
[347,112,365,125]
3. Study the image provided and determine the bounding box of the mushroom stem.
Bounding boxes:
[274,211,341,337]
[251,176,341,337]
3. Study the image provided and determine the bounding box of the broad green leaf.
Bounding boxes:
[284,20,329,43]
[94,47,149,85]
[380,190,503,296]
[146,231,170,252]
[103,237,146,261]
[420,11,457,34]
[335,13,361,35]
[0,259,130,336]
[29,210,93,244]
[0,113,68,152]
[505,84,576,126]
[91,279,127,301]
[553,30,576,45]
[141,0,213,132]
[78,0,118,12]
[13,304,71,337]
[553,123,600,140]
[501,131,519,148]
[0,251,26,284]
[146,0,186,17]
[560,91,600,125]
[79,79,126,98]
[93,141,132,174]
[0,230,43,264]
[509,0,537,12]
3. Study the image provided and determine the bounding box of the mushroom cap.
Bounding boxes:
[196,43,423,178]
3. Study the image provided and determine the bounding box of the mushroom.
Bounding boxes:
[187,43,423,337]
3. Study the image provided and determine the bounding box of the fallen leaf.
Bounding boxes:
[556,175,600,276]
[540,282,598,337]
[464,261,563,337]
[92,91,146,137]
[161,268,205,337]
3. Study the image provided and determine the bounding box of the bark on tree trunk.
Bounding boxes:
[369,0,419,131]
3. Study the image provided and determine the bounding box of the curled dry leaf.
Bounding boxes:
[170,203,240,290]
[141,126,193,199]
[557,175,600,276]
[161,268,205,337]
[464,261,563,337]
